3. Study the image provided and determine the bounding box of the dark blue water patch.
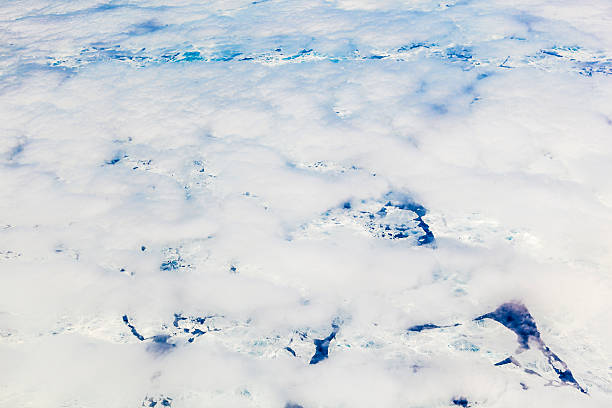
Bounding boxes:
[543,346,586,393]
[388,200,426,217]
[558,369,579,384]
[159,250,190,271]
[407,323,440,332]
[342,201,351,209]
[407,322,460,333]
[285,403,304,408]
[445,46,473,61]
[141,246,146,251]
[494,357,517,366]
[381,196,435,246]
[161,52,181,61]
[147,334,176,354]
[475,302,540,349]
[182,51,203,62]
[193,316,212,324]
[284,49,313,60]
[479,303,587,393]
[369,55,385,60]
[160,260,180,271]
[520,382,528,390]
[541,50,562,58]
[173,313,221,343]
[122,315,145,341]
[173,313,187,329]
[578,61,612,77]
[143,396,172,407]
[398,42,435,52]
[309,323,340,365]
[452,397,469,407]
[105,153,126,165]
[499,56,512,69]
[285,346,297,357]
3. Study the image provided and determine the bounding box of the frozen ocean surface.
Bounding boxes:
[1,1,612,407]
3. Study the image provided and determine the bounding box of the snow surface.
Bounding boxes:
[1,1,612,407]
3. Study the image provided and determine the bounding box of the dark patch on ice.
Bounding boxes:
[499,56,512,68]
[105,153,126,165]
[160,260,181,271]
[309,322,340,365]
[475,302,539,349]
[452,397,469,407]
[373,196,435,245]
[142,396,172,407]
[398,42,435,52]
[445,46,472,61]
[494,357,518,366]
[147,335,176,354]
[476,302,587,393]
[182,51,203,61]
[407,323,440,332]
[173,313,221,343]
[315,193,435,246]
[160,248,191,271]
[122,315,145,341]
[285,346,297,357]
[125,313,221,349]
[285,403,304,408]
[284,49,313,60]
[396,202,435,246]
[172,313,187,329]
[408,302,587,393]
[541,50,562,58]
[407,323,460,332]
[44,42,611,78]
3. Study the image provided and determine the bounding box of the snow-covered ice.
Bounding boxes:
[1,1,612,407]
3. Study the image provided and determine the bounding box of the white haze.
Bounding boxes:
[1,1,611,407]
